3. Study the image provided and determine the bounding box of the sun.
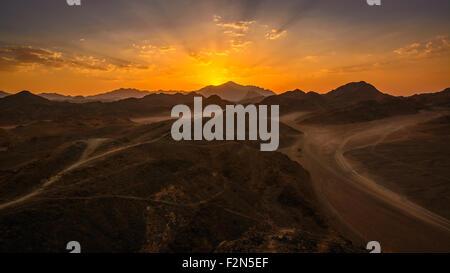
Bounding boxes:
[208,76,228,86]
[205,72,229,86]
[196,65,230,86]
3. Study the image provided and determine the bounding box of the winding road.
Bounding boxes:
[0,134,168,211]
[280,111,450,252]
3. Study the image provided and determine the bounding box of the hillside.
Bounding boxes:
[324,81,391,106]
[0,118,358,252]
[0,91,10,98]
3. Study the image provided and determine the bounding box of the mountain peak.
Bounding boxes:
[326,81,385,97]
[276,89,306,98]
[86,88,152,101]
[198,82,275,102]
[110,88,143,93]
[0,90,50,104]
[16,90,33,95]
[338,81,376,90]
[221,81,240,87]
[325,81,389,104]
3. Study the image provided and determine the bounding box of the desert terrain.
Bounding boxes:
[0,81,449,252]
[280,110,450,252]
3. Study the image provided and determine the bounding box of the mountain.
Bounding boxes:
[197,81,275,102]
[262,82,450,123]
[261,89,327,114]
[0,91,10,98]
[108,92,203,116]
[261,82,392,115]
[0,91,75,125]
[409,88,450,107]
[324,81,391,106]
[0,91,51,106]
[38,88,187,103]
[0,90,229,125]
[3,82,449,126]
[85,88,153,102]
[238,90,265,104]
[38,89,155,103]
[39,93,86,103]
[302,96,421,125]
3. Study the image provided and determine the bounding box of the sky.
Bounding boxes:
[0,0,449,96]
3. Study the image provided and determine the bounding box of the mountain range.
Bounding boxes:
[1,81,449,127]
[1,82,275,103]
[1,80,449,253]
[38,88,186,103]
[4,81,447,106]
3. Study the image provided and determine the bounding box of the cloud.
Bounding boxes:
[132,41,176,56]
[230,39,252,50]
[215,20,255,32]
[188,51,213,65]
[323,35,450,76]
[265,29,287,40]
[188,49,230,65]
[394,36,450,58]
[303,55,319,63]
[223,30,246,37]
[326,63,381,74]
[0,46,147,72]
[214,14,288,50]
[217,21,255,32]
[0,46,65,71]
[213,15,222,23]
[213,15,255,52]
[213,15,254,34]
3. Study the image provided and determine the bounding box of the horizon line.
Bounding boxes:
[1,80,449,97]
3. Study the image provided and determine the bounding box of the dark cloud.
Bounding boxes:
[0,46,147,72]
[2,0,448,41]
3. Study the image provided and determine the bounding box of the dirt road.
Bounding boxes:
[0,134,167,211]
[280,111,450,252]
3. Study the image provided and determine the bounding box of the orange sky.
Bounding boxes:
[1,1,449,96]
